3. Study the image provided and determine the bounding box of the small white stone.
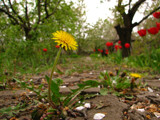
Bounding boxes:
[29,91,33,94]
[154,112,160,118]
[137,109,145,112]
[93,113,105,120]
[112,80,116,84]
[131,104,136,110]
[46,103,49,105]
[84,103,91,108]
[75,106,85,111]
[148,87,153,92]
[158,78,160,81]
[59,86,67,88]
[156,94,159,96]
[103,70,106,73]
[29,79,33,82]
[89,72,93,75]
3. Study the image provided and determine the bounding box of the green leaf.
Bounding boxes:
[46,75,62,104]
[45,75,50,83]
[21,81,27,87]
[83,80,99,87]
[51,95,60,105]
[27,86,34,91]
[124,95,134,99]
[13,78,27,88]
[13,78,21,83]
[50,80,60,98]
[77,80,99,88]
[100,88,108,95]
[38,84,44,89]
[64,80,99,106]
[54,78,63,86]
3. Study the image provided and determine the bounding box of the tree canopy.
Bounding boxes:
[0,0,81,41]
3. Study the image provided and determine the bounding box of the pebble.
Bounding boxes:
[75,106,85,111]
[84,103,91,108]
[93,113,105,120]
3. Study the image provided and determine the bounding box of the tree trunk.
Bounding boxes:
[115,25,132,58]
[24,27,32,41]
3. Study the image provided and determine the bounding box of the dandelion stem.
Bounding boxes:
[48,47,62,107]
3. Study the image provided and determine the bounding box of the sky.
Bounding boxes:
[67,0,151,26]
[83,0,148,25]
[83,0,117,25]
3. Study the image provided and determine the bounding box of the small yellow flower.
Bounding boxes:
[52,30,78,51]
[130,73,141,78]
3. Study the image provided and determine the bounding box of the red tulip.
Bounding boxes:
[106,42,110,47]
[156,22,160,30]
[106,42,113,47]
[110,42,113,46]
[43,48,47,52]
[153,12,160,19]
[124,43,130,48]
[100,50,103,53]
[93,49,96,52]
[98,49,101,52]
[148,27,159,35]
[114,45,119,50]
[137,29,146,37]
[119,46,122,49]
[105,51,109,54]
[118,40,121,44]
[55,45,60,48]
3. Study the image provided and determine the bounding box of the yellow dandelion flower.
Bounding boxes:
[52,30,78,51]
[130,73,141,78]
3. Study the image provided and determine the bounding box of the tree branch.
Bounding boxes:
[44,0,49,17]
[129,0,146,19]
[8,0,25,24]
[41,0,62,23]
[1,0,10,13]
[0,8,19,25]
[128,0,132,11]
[25,1,30,28]
[132,6,160,28]
[37,0,41,24]
[8,0,16,14]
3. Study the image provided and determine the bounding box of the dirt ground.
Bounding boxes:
[0,57,160,120]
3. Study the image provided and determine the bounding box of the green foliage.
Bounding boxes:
[69,53,80,58]
[46,75,99,107]
[0,52,5,85]
[84,19,117,53]
[0,103,27,117]
[99,70,141,96]
[0,0,86,75]
[128,48,160,72]
[108,50,123,64]
[2,40,59,74]
[15,75,99,119]
[15,78,47,101]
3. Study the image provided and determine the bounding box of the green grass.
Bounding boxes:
[1,46,159,88]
